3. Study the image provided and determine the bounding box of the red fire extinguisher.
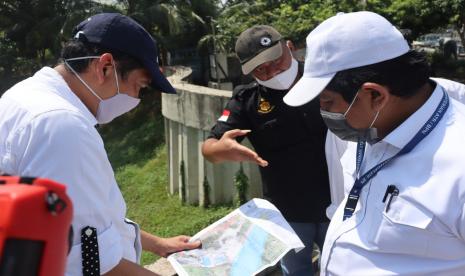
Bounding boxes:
[0,176,73,276]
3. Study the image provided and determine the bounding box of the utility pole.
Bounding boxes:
[209,17,221,89]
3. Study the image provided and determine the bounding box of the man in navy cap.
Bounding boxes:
[0,13,199,275]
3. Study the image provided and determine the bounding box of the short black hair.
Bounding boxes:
[326,50,431,103]
[60,39,144,80]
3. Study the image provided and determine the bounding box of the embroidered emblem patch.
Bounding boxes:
[260,36,272,47]
[258,98,274,114]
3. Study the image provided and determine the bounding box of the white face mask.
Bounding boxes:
[64,56,141,124]
[255,57,298,90]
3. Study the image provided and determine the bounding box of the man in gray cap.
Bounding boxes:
[202,25,331,276]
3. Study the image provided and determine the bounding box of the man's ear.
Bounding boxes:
[286,40,295,51]
[360,82,390,111]
[95,53,114,84]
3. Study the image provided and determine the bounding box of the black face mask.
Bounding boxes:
[320,92,380,144]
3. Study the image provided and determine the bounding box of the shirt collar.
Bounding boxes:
[34,67,98,126]
[382,83,444,149]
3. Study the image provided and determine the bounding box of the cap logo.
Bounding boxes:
[260,36,272,47]
[74,31,84,39]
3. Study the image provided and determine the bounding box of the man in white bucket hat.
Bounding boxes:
[285,11,465,275]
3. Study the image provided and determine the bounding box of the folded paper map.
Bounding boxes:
[168,198,304,276]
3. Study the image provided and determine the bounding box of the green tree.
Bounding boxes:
[208,0,465,55]
[433,0,465,49]
[0,0,118,93]
[198,1,280,53]
[0,0,116,64]
[383,0,447,38]
[117,0,218,65]
[379,0,465,47]
[199,0,370,53]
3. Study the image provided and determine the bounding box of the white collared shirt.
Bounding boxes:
[322,82,465,275]
[326,78,465,217]
[325,131,356,219]
[0,67,141,275]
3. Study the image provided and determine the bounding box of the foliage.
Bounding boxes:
[0,0,119,94]
[200,0,371,53]
[2,0,464,94]
[0,36,38,92]
[272,1,337,43]
[199,1,315,52]
[432,0,465,50]
[381,0,465,51]
[203,0,465,55]
[383,0,449,38]
[0,0,219,94]
[234,163,248,207]
[114,145,233,265]
[0,0,119,61]
[203,175,211,208]
[430,52,465,82]
[199,2,270,53]
[97,90,164,170]
[117,0,218,57]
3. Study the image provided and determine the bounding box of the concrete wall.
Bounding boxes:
[162,67,262,205]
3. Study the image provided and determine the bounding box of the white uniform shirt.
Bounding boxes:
[0,67,141,275]
[325,131,357,218]
[322,83,465,275]
[326,78,465,217]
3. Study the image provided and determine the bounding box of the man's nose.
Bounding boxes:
[266,68,282,79]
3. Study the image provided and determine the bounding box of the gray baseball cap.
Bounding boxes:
[235,25,283,75]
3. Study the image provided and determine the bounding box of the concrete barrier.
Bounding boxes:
[162,67,262,205]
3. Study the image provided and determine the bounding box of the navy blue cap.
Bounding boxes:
[73,13,176,94]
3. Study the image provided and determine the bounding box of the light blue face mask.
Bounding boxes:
[320,91,380,144]
[64,56,141,124]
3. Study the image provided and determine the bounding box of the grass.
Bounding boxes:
[99,92,234,265]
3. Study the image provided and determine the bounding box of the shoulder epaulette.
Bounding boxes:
[232,82,259,98]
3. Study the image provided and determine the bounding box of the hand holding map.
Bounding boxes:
[168,198,304,276]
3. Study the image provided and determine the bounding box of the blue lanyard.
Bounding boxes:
[343,91,449,221]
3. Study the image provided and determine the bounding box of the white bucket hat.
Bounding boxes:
[283,11,410,106]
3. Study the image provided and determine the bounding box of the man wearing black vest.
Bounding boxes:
[202,25,331,276]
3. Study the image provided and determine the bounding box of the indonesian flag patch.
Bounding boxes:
[218,109,230,122]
